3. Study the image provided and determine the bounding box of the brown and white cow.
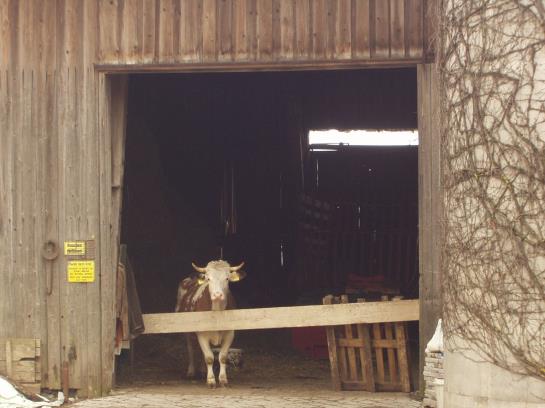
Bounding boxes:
[175,260,246,387]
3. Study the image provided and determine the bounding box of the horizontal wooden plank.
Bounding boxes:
[337,337,399,348]
[0,338,39,361]
[94,57,425,73]
[142,299,419,334]
[2,360,36,382]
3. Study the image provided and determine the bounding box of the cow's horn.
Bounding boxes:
[192,262,207,273]
[230,262,245,272]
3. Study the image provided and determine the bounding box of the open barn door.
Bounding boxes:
[95,74,129,396]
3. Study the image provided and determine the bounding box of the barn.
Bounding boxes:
[2,0,442,401]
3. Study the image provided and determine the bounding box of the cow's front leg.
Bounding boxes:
[185,334,196,379]
[218,330,234,387]
[197,334,216,388]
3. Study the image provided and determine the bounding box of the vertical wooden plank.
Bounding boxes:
[44,69,61,390]
[172,0,182,60]
[158,0,174,61]
[82,2,101,391]
[217,0,233,61]
[271,0,281,58]
[373,0,389,58]
[294,0,310,59]
[0,70,8,345]
[83,2,98,71]
[392,297,410,392]
[13,2,39,349]
[36,3,59,389]
[18,69,36,338]
[85,68,102,398]
[340,295,358,381]
[233,0,249,60]
[98,0,120,62]
[5,340,12,376]
[311,0,327,59]
[356,299,375,391]
[323,295,341,390]
[278,0,294,60]
[6,0,18,70]
[59,67,84,393]
[2,69,16,340]
[325,0,336,59]
[18,0,32,68]
[40,2,57,71]
[98,75,127,397]
[337,333,349,382]
[121,0,141,63]
[59,1,88,395]
[141,0,157,62]
[373,323,385,383]
[395,322,411,392]
[180,0,203,62]
[246,0,258,60]
[334,0,351,59]
[424,0,437,59]
[202,0,217,61]
[0,0,9,67]
[390,0,404,57]
[98,73,114,396]
[406,0,423,57]
[384,322,397,383]
[256,0,272,60]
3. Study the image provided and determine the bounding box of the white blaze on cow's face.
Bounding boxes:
[192,260,246,303]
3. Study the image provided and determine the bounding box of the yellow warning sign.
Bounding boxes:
[67,261,95,283]
[64,241,86,256]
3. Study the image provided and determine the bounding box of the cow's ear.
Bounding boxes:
[197,276,207,285]
[229,270,246,282]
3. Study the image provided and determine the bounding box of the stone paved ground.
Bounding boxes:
[89,332,422,408]
[69,387,421,408]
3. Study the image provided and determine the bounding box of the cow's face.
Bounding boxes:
[192,260,246,302]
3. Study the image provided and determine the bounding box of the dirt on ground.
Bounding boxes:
[115,329,333,395]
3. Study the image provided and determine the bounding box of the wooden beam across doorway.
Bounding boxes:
[142,299,419,334]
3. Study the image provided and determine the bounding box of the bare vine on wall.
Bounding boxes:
[440,0,545,381]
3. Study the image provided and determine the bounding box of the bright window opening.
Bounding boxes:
[309,129,419,148]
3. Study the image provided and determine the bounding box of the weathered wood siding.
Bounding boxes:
[0,0,429,70]
[0,0,433,397]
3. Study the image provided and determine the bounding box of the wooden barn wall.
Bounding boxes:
[0,0,433,398]
[0,0,430,71]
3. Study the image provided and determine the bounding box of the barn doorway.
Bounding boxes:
[115,68,420,393]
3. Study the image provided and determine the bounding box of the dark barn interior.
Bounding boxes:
[118,68,419,389]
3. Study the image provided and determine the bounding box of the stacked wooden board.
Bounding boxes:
[0,338,41,394]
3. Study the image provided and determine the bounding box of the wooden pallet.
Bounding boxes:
[0,338,41,394]
[323,295,410,392]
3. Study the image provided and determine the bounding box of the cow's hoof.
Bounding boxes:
[219,374,228,387]
[207,379,217,389]
[186,371,195,380]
